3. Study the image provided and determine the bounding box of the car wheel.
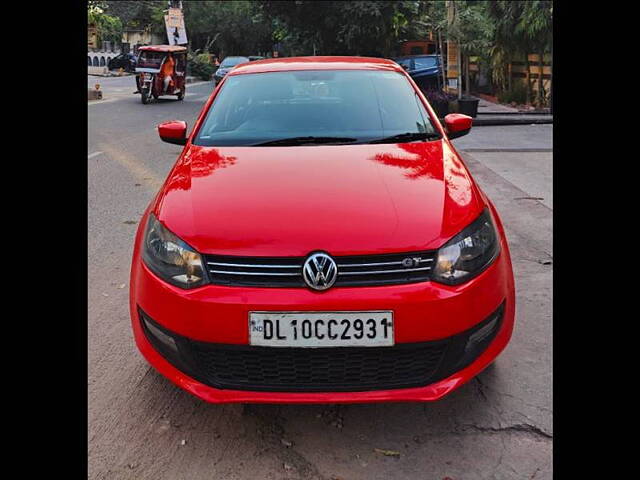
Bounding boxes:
[177,86,185,101]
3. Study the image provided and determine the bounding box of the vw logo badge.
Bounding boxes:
[303,252,338,291]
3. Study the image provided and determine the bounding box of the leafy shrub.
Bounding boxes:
[497,81,528,105]
[421,88,457,117]
[189,52,215,80]
[422,88,449,104]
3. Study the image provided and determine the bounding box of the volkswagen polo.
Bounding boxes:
[129,56,515,404]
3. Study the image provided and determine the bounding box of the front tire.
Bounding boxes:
[141,87,151,104]
[177,85,185,101]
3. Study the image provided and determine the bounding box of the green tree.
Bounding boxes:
[105,1,166,31]
[487,0,552,107]
[259,1,421,57]
[487,1,526,95]
[183,1,273,57]
[516,0,552,107]
[448,1,494,96]
[88,2,123,48]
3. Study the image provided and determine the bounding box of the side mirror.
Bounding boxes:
[444,113,473,139]
[158,120,187,145]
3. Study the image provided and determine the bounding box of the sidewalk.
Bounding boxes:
[473,95,552,126]
[477,96,519,114]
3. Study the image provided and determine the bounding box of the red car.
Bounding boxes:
[129,56,515,404]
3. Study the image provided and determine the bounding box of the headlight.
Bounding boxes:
[142,214,207,289]
[432,209,500,285]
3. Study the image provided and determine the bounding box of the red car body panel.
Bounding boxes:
[153,141,484,257]
[129,56,516,403]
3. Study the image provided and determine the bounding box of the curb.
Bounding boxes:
[477,111,552,115]
[88,73,135,77]
[473,116,553,126]
[437,116,553,126]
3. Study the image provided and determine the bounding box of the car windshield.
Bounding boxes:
[414,57,437,69]
[220,57,249,68]
[395,59,412,70]
[137,51,164,69]
[193,70,439,146]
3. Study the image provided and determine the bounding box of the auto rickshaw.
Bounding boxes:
[135,45,187,104]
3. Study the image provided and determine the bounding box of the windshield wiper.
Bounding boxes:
[365,132,441,144]
[251,136,358,146]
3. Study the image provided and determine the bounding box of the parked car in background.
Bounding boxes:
[393,54,443,90]
[248,56,265,61]
[108,52,137,72]
[212,56,250,84]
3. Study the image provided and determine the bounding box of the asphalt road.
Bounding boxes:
[88,76,552,480]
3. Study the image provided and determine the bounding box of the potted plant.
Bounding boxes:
[457,95,480,117]
[446,91,459,113]
[423,88,450,118]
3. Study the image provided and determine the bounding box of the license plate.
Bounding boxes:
[249,311,394,347]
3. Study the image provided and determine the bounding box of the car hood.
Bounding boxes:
[153,141,485,256]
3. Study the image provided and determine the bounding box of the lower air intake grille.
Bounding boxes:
[186,341,448,392]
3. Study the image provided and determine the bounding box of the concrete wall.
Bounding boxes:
[88,66,109,75]
[88,49,121,68]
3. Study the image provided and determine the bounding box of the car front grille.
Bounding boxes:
[203,251,438,288]
[138,302,505,393]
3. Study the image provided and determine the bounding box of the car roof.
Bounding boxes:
[229,56,404,76]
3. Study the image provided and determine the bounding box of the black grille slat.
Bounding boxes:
[203,251,438,288]
[204,255,305,287]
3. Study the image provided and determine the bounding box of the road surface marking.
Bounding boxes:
[186,81,210,88]
[461,148,553,153]
[87,80,212,106]
[98,144,163,188]
[88,151,103,159]
[88,97,124,106]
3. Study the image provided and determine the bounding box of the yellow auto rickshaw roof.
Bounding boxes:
[138,45,188,53]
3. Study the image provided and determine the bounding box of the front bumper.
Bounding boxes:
[129,225,515,403]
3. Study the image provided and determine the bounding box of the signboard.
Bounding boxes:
[164,9,188,45]
[167,8,182,28]
[446,40,459,78]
